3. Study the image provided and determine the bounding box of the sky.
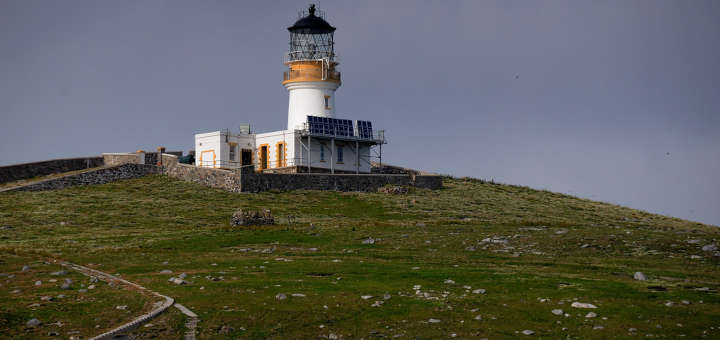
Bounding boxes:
[1,0,718,226]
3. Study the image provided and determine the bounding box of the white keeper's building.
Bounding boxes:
[194,5,385,174]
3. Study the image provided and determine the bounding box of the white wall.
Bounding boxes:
[195,131,255,169]
[285,81,340,130]
[255,130,296,169]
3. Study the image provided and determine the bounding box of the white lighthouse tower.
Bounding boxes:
[194,4,385,174]
[283,5,341,130]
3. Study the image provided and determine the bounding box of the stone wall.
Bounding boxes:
[103,153,141,167]
[0,157,104,184]
[165,163,441,193]
[145,151,182,165]
[6,164,159,192]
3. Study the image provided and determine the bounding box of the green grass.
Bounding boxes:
[0,175,718,339]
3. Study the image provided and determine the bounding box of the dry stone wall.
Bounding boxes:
[0,157,104,184]
[6,164,159,192]
[166,163,441,192]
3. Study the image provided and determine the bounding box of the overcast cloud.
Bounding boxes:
[1,0,718,226]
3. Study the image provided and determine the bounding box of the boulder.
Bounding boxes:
[231,209,275,226]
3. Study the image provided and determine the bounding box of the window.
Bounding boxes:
[229,144,237,161]
[337,146,343,163]
[276,142,286,167]
[320,144,325,161]
[324,95,330,109]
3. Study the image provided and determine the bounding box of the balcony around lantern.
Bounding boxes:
[283,68,341,84]
[283,51,340,65]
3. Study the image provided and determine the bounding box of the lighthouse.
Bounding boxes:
[283,4,341,130]
[194,4,385,174]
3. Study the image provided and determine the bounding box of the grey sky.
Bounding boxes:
[1,1,718,226]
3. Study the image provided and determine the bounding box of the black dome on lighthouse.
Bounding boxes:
[288,5,335,34]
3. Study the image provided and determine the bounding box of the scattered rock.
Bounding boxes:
[26,318,42,328]
[22,265,31,272]
[60,279,72,290]
[593,325,604,330]
[371,300,384,307]
[362,238,376,245]
[428,318,441,324]
[702,244,717,252]
[444,279,455,284]
[291,293,306,297]
[116,305,127,310]
[634,272,647,281]
[159,269,173,274]
[377,185,409,195]
[571,302,597,309]
[50,271,67,276]
[328,333,338,340]
[383,293,392,300]
[218,325,234,335]
[275,293,287,300]
[34,280,42,286]
[522,330,535,335]
[231,208,275,226]
[416,222,426,227]
[178,273,187,279]
[586,312,597,318]
[361,295,373,300]
[47,331,59,336]
[472,289,486,294]
[552,309,564,316]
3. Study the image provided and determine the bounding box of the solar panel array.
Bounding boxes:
[355,120,373,139]
[308,116,372,138]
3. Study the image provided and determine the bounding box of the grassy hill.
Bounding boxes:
[1,175,718,339]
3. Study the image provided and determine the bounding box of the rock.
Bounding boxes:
[26,318,42,327]
[474,315,482,320]
[522,330,535,335]
[552,309,564,316]
[88,285,95,290]
[88,276,98,283]
[362,238,376,245]
[428,318,441,324]
[628,328,637,332]
[377,185,409,195]
[593,325,604,330]
[231,208,275,226]
[60,279,72,290]
[702,244,717,252]
[22,265,31,272]
[634,272,647,281]
[47,331,59,336]
[178,273,187,279]
[34,280,42,286]
[444,279,455,284]
[416,222,426,227]
[383,293,392,300]
[78,289,87,293]
[371,300,384,307]
[586,312,597,318]
[361,295,373,300]
[160,269,173,274]
[116,305,127,310]
[275,293,287,300]
[171,278,187,285]
[571,302,597,309]
[472,289,486,294]
[291,293,306,297]
[329,333,338,340]
[40,296,53,301]
[50,271,67,276]
[218,325,234,335]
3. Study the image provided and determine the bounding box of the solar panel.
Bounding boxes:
[356,120,373,139]
[307,116,360,138]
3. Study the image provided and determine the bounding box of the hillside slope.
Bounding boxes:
[1,175,718,339]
